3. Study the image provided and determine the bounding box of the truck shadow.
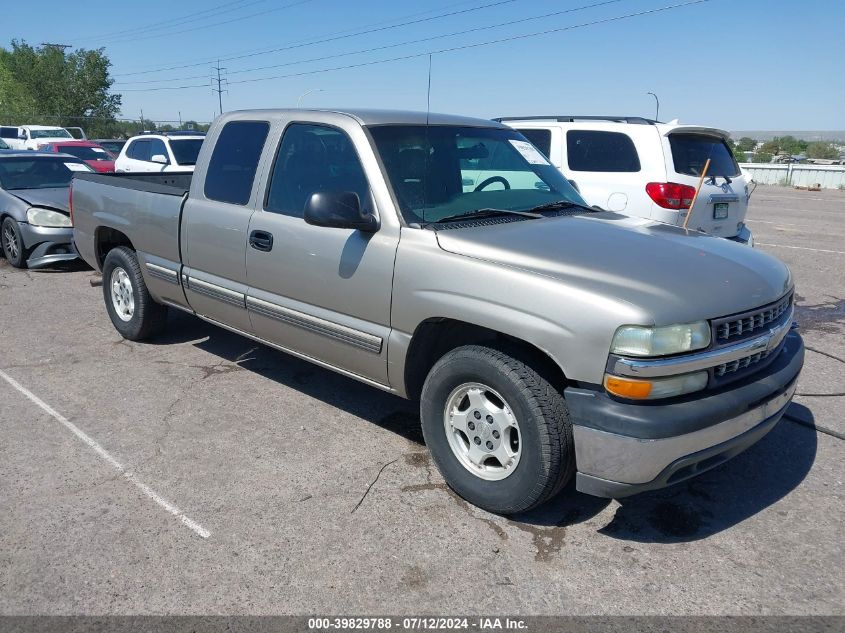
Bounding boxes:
[155,311,424,444]
[158,311,819,544]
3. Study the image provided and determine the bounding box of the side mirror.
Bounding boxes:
[151,154,168,164]
[304,191,379,232]
[18,131,27,140]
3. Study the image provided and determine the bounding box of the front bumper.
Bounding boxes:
[18,222,78,269]
[565,330,804,498]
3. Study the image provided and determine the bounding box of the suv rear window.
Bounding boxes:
[669,134,739,177]
[204,121,269,205]
[566,130,640,172]
[517,129,552,159]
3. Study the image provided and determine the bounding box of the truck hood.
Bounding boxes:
[10,187,70,213]
[434,213,792,324]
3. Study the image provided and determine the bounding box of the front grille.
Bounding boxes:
[714,293,792,342]
[714,349,774,377]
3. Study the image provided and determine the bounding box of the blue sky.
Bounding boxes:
[4,0,843,129]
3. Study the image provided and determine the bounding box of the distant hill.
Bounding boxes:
[731,130,845,142]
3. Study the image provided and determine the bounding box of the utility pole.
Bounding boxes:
[212,60,227,117]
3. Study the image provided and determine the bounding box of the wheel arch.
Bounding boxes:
[402,317,569,401]
[95,226,135,270]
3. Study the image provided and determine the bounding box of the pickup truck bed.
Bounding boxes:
[72,171,192,263]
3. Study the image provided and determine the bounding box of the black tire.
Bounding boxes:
[102,246,167,341]
[2,217,30,268]
[420,345,575,515]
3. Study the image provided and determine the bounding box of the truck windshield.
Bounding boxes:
[0,157,91,190]
[368,125,586,225]
[30,128,73,139]
[169,139,204,166]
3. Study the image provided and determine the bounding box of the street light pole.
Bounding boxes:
[647,92,660,121]
[297,88,324,107]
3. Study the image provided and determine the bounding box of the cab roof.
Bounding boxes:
[224,108,510,129]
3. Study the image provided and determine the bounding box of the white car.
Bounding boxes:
[496,116,753,244]
[114,132,205,173]
[0,125,76,151]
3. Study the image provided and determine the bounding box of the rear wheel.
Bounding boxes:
[420,345,574,514]
[102,246,167,340]
[2,217,30,268]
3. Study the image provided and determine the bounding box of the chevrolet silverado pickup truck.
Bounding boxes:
[71,109,804,514]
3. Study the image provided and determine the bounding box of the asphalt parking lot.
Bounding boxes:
[0,184,842,616]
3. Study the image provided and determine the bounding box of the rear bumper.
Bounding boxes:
[727,224,754,247]
[18,222,78,269]
[565,330,804,498]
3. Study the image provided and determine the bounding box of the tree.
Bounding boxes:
[760,135,808,157]
[0,40,121,138]
[806,142,840,160]
[751,152,773,163]
[734,137,756,152]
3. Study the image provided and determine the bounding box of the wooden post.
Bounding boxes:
[683,158,711,231]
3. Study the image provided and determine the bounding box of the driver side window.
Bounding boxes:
[264,123,371,218]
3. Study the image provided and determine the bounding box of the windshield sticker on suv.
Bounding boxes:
[64,162,90,171]
[509,139,550,165]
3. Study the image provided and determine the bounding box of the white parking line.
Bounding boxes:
[0,368,210,539]
[746,219,796,225]
[756,242,845,255]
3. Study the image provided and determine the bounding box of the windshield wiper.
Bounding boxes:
[431,208,543,224]
[528,200,596,213]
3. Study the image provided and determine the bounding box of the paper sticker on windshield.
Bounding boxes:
[509,139,550,165]
[64,162,90,171]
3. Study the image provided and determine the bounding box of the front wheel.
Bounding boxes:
[420,345,574,514]
[2,217,30,268]
[102,246,167,340]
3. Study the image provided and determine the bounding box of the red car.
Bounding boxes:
[39,140,116,173]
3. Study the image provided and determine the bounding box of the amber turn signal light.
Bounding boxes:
[604,375,653,399]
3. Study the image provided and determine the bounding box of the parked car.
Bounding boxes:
[0,151,91,268]
[6,125,77,151]
[496,116,753,245]
[40,140,116,173]
[72,109,802,514]
[93,139,127,156]
[114,132,205,173]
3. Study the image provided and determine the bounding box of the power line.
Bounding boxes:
[114,0,627,87]
[113,0,521,77]
[70,0,268,43]
[94,0,315,47]
[113,0,487,75]
[118,0,711,92]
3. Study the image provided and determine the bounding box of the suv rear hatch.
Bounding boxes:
[659,125,748,239]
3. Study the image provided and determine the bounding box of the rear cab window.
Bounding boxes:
[567,130,641,172]
[668,134,740,177]
[204,121,270,205]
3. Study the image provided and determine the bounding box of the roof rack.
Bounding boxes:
[139,130,206,136]
[493,116,658,125]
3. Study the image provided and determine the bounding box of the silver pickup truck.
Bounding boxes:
[72,109,804,514]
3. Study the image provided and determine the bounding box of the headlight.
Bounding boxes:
[611,321,711,357]
[604,371,708,400]
[26,208,71,228]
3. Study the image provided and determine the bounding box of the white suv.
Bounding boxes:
[497,116,752,244]
[115,132,205,173]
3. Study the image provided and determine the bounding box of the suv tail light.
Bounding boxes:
[646,182,697,209]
